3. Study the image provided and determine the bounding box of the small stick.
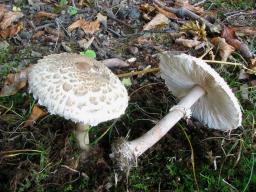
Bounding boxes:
[117,68,160,78]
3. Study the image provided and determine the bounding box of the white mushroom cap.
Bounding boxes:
[28,53,128,126]
[159,53,242,130]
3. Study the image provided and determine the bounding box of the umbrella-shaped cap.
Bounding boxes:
[28,53,128,126]
[159,52,242,130]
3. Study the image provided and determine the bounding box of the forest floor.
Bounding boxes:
[0,0,256,191]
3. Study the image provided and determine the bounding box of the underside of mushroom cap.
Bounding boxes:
[159,52,242,130]
[28,53,128,126]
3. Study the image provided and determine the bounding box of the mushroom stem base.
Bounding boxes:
[111,85,205,171]
[75,124,90,150]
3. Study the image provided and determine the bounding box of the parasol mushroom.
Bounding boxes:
[28,53,128,150]
[111,52,242,171]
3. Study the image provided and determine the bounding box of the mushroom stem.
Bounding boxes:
[111,85,205,170]
[74,124,90,150]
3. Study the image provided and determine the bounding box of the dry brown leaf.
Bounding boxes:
[175,0,204,15]
[222,26,252,59]
[23,105,47,128]
[68,18,100,34]
[34,11,57,20]
[0,22,23,39]
[154,4,178,20]
[0,68,28,96]
[211,37,235,61]
[143,13,169,31]
[0,11,24,29]
[175,37,201,48]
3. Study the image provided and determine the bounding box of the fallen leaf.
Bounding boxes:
[0,23,23,39]
[0,11,23,29]
[96,13,107,28]
[175,37,201,48]
[102,58,129,68]
[143,13,169,31]
[23,105,47,128]
[154,4,178,20]
[34,11,57,20]
[78,37,95,50]
[0,68,28,97]
[175,0,204,15]
[222,26,253,59]
[211,37,235,61]
[68,18,100,34]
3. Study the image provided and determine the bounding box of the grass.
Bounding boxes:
[206,0,255,10]
[1,50,256,191]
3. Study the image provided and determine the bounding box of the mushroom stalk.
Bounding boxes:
[74,124,90,150]
[111,85,205,170]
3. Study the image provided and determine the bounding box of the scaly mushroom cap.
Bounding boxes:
[28,53,128,126]
[159,53,242,130]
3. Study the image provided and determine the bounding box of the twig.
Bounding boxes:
[34,23,55,31]
[203,60,243,66]
[153,0,221,33]
[204,60,256,74]
[199,46,214,59]
[117,67,160,78]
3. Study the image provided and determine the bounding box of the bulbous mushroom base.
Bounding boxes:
[74,124,90,150]
[110,138,137,172]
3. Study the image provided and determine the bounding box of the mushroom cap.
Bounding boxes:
[159,53,242,130]
[28,53,128,126]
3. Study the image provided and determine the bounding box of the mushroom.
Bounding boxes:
[28,53,128,150]
[111,52,242,171]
